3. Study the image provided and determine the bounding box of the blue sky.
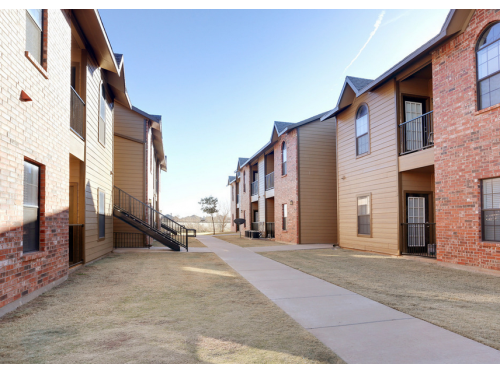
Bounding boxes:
[99,9,449,217]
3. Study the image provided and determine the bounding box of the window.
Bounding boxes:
[23,161,40,253]
[356,105,369,156]
[98,189,105,239]
[477,23,500,110]
[232,186,234,201]
[357,195,371,235]
[282,204,287,230]
[99,83,106,145]
[26,9,43,65]
[281,142,287,176]
[482,178,500,241]
[243,171,246,192]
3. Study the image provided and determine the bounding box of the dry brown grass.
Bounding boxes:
[0,252,342,364]
[214,234,284,248]
[260,247,500,350]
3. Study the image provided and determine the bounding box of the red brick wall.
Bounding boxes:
[0,10,71,309]
[274,129,299,244]
[433,9,500,270]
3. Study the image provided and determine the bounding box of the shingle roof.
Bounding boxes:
[238,157,248,166]
[132,106,162,124]
[227,176,236,185]
[346,76,373,92]
[274,121,293,134]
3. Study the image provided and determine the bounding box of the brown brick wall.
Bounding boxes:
[274,129,299,244]
[433,9,500,270]
[0,10,71,309]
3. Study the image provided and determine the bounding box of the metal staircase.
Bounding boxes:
[113,186,192,251]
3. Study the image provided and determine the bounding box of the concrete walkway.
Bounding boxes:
[196,235,500,364]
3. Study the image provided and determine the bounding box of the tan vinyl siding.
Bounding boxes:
[337,80,399,254]
[114,102,145,141]
[113,135,145,234]
[298,118,337,244]
[84,56,114,262]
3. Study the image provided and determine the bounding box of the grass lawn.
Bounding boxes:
[0,253,341,364]
[214,234,284,248]
[152,237,206,248]
[259,247,500,351]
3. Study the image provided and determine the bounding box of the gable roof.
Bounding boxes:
[132,106,162,124]
[274,121,294,135]
[346,76,373,92]
[321,9,475,121]
[227,176,236,185]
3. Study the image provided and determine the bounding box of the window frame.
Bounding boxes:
[282,203,287,231]
[355,104,370,157]
[23,160,41,253]
[281,141,287,176]
[476,22,500,111]
[357,193,372,237]
[25,9,44,67]
[243,171,246,193]
[98,188,106,239]
[481,177,500,242]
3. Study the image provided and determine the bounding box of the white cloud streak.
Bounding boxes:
[344,10,386,73]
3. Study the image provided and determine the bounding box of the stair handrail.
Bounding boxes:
[113,186,189,250]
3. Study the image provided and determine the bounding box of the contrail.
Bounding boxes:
[344,10,386,73]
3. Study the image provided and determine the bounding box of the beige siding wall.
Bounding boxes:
[337,80,399,255]
[114,102,145,141]
[298,118,337,244]
[84,56,114,262]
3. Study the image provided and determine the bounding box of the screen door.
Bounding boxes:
[407,196,426,247]
[405,101,423,151]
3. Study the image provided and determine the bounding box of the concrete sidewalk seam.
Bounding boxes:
[306,317,416,330]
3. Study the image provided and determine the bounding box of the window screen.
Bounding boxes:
[23,161,40,253]
[26,9,43,65]
[356,105,369,155]
[99,190,105,238]
[482,178,500,241]
[357,195,370,235]
[477,23,500,110]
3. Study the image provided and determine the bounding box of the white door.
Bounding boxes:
[408,196,426,247]
[405,101,423,151]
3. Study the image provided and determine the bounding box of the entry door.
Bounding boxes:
[405,101,423,151]
[407,195,426,247]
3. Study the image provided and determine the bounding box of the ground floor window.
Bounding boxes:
[482,178,500,241]
[23,161,40,253]
[99,189,105,239]
[357,195,371,235]
[282,204,287,230]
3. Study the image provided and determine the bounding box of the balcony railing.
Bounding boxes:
[69,224,84,266]
[70,86,85,139]
[265,172,274,190]
[282,161,287,175]
[251,180,258,196]
[399,111,433,155]
[401,223,436,258]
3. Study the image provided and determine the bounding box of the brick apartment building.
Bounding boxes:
[228,113,337,245]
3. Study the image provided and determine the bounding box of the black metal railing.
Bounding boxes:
[113,232,146,248]
[266,222,275,238]
[69,224,84,266]
[282,161,287,175]
[401,223,436,258]
[70,86,85,139]
[113,186,188,250]
[399,111,433,155]
[187,229,197,237]
[251,222,259,231]
[265,172,274,190]
[251,180,258,196]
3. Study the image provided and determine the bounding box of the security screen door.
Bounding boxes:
[407,196,426,247]
[405,101,423,151]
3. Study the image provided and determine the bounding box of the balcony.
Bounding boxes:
[70,86,85,139]
[251,180,258,196]
[399,111,433,155]
[265,172,274,191]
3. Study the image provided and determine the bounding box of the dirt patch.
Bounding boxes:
[214,234,284,248]
[0,253,341,364]
[260,247,500,351]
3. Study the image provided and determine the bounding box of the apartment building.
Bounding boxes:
[113,103,167,248]
[0,9,129,316]
[228,113,337,244]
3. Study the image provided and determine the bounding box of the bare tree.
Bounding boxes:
[218,200,230,232]
[199,196,219,235]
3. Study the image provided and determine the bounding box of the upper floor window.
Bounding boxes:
[26,9,43,65]
[356,105,369,156]
[477,23,500,110]
[281,142,287,176]
[99,83,106,145]
[243,171,246,192]
[232,186,234,201]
